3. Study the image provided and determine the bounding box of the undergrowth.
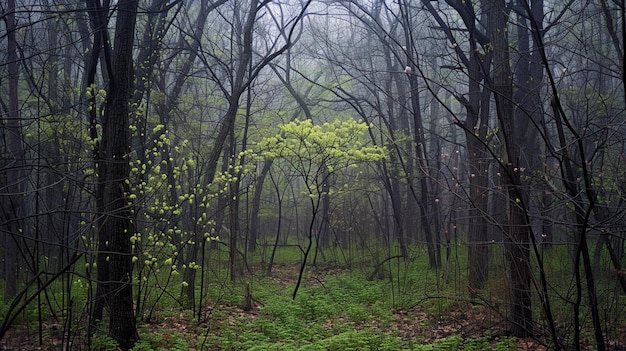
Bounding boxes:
[183,266,516,350]
[1,244,525,350]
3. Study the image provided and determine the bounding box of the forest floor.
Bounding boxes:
[140,265,544,351]
[137,301,549,351]
[250,264,549,350]
[1,263,619,350]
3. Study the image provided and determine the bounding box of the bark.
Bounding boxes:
[97,0,140,348]
[428,0,493,284]
[552,100,605,350]
[513,1,547,248]
[229,180,240,282]
[228,125,240,282]
[399,0,439,268]
[42,0,68,272]
[464,66,492,290]
[249,160,272,253]
[84,0,109,324]
[427,76,443,267]
[598,0,624,95]
[381,41,408,259]
[468,31,494,288]
[485,0,533,337]
[1,0,24,301]
[266,168,282,275]
[523,0,605,346]
[316,166,331,251]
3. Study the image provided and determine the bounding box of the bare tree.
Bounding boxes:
[90,0,141,347]
[0,0,25,302]
[480,0,533,337]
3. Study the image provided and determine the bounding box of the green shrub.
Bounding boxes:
[91,333,118,351]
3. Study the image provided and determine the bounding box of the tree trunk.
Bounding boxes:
[249,160,272,252]
[551,99,606,350]
[423,0,493,277]
[465,46,492,290]
[266,168,283,275]
[398,0,439,268]
[84,0,109,325]
[229,126,240,282]
[383,61,408,258]
[485,0,533,337]
[97,0,140,348]
[1,0,24,301]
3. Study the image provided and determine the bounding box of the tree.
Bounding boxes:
[397,0,440,268]
[137,0,223,311]
[521,1,615,347]
[421,0,494,289]
[3,0,626,348]
[309,0,428,260]
[92,0,140,348]
[1,0,24,302]
[485,0,532,337]
[255,118,386,298]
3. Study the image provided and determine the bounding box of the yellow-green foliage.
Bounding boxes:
[254,118,385,195]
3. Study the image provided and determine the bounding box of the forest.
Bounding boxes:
[1,0,625,350]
